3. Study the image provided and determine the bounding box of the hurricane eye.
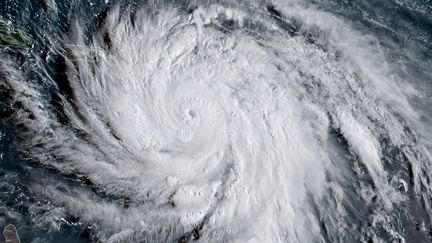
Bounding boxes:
[188,109,196,118]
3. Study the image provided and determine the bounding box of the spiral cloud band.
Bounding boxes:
[1,0,432,242]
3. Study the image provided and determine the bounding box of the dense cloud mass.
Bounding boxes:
[1,0,432,242]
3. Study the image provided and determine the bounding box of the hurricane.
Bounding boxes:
[1,0,432,242]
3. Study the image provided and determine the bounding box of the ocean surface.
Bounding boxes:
[0,0,432,242]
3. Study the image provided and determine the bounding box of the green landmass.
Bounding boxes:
[3,224,21,243]
[0,21,32,49]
